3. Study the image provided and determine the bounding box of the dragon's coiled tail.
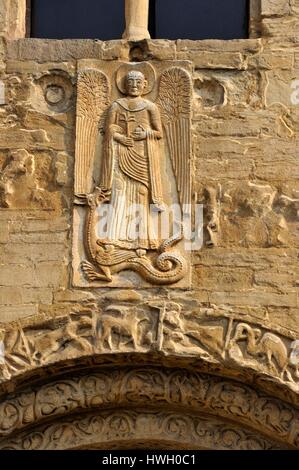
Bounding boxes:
[124,251,187,285]
[83,195,187,285]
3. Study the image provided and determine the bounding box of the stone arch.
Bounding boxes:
[1,310,299,449]
[0,361,299,450]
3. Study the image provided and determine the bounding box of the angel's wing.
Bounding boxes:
[158,67,192,208]
[75,69,110,197]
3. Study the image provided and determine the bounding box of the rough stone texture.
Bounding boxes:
[0,0,26,40]
[0,0,299,450]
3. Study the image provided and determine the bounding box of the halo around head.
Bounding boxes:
[116,62,156,95]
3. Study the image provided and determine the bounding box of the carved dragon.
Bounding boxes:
[81,189,187,284]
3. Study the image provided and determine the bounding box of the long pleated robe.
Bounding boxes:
[98,97,165,250]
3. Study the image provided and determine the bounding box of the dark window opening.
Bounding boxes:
[31,0,249,41]
[31,0,125,40]
[154,0,249,40]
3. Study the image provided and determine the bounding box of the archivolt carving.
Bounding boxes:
[1,365,298,449]
[1,410,281,450]
[230,322,291,380]
[0,307,298,397]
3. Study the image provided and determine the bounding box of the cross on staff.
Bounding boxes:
[123,0,150,41]
[119,112,137,137]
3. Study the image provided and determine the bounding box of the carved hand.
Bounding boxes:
[115,134,134,147]
[132,128,147,141]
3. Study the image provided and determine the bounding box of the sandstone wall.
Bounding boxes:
[0,0,299,450]
[0,2,298,326]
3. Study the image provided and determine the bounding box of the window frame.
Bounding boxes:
[2,0,261,40]
[26,0,32,38]
[26,0,260,41]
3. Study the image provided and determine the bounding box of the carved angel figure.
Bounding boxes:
[75,64,192,285]
[99,70,165,253]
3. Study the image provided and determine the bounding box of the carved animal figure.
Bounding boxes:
[0,150,30,207]
[101,306,140,350]
[31,318,93,364]
[233,323,288,378]
[161,304,224,357]
[162,306,186,351]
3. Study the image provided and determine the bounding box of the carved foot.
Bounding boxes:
[81,261,112,282]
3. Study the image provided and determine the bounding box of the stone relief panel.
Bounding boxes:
[220,182,299,248]
[194,76,226,109]
[195,181,299,249]
[73,60,193,288]
[0,66,75,211]
[0,149,55,209]
[0,305,298,395]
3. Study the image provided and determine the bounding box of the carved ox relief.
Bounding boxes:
[72,61,192,288]
[99,305,149,351]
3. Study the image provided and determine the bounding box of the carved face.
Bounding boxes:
[125,71,146,97]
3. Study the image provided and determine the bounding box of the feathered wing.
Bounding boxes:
[157,67,192,208]
[75,69,110,197]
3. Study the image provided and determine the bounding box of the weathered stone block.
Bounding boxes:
[34,262,68,288]
[0,0,26,39]
[0,304,37,322]
[261,0,291,16]
[0,223,9,243]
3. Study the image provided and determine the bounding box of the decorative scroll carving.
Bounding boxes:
[0,367,298,448]
[1,409,281,450]
[73,62,192,287]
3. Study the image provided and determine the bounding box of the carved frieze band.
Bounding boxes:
[0,305,298,395]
